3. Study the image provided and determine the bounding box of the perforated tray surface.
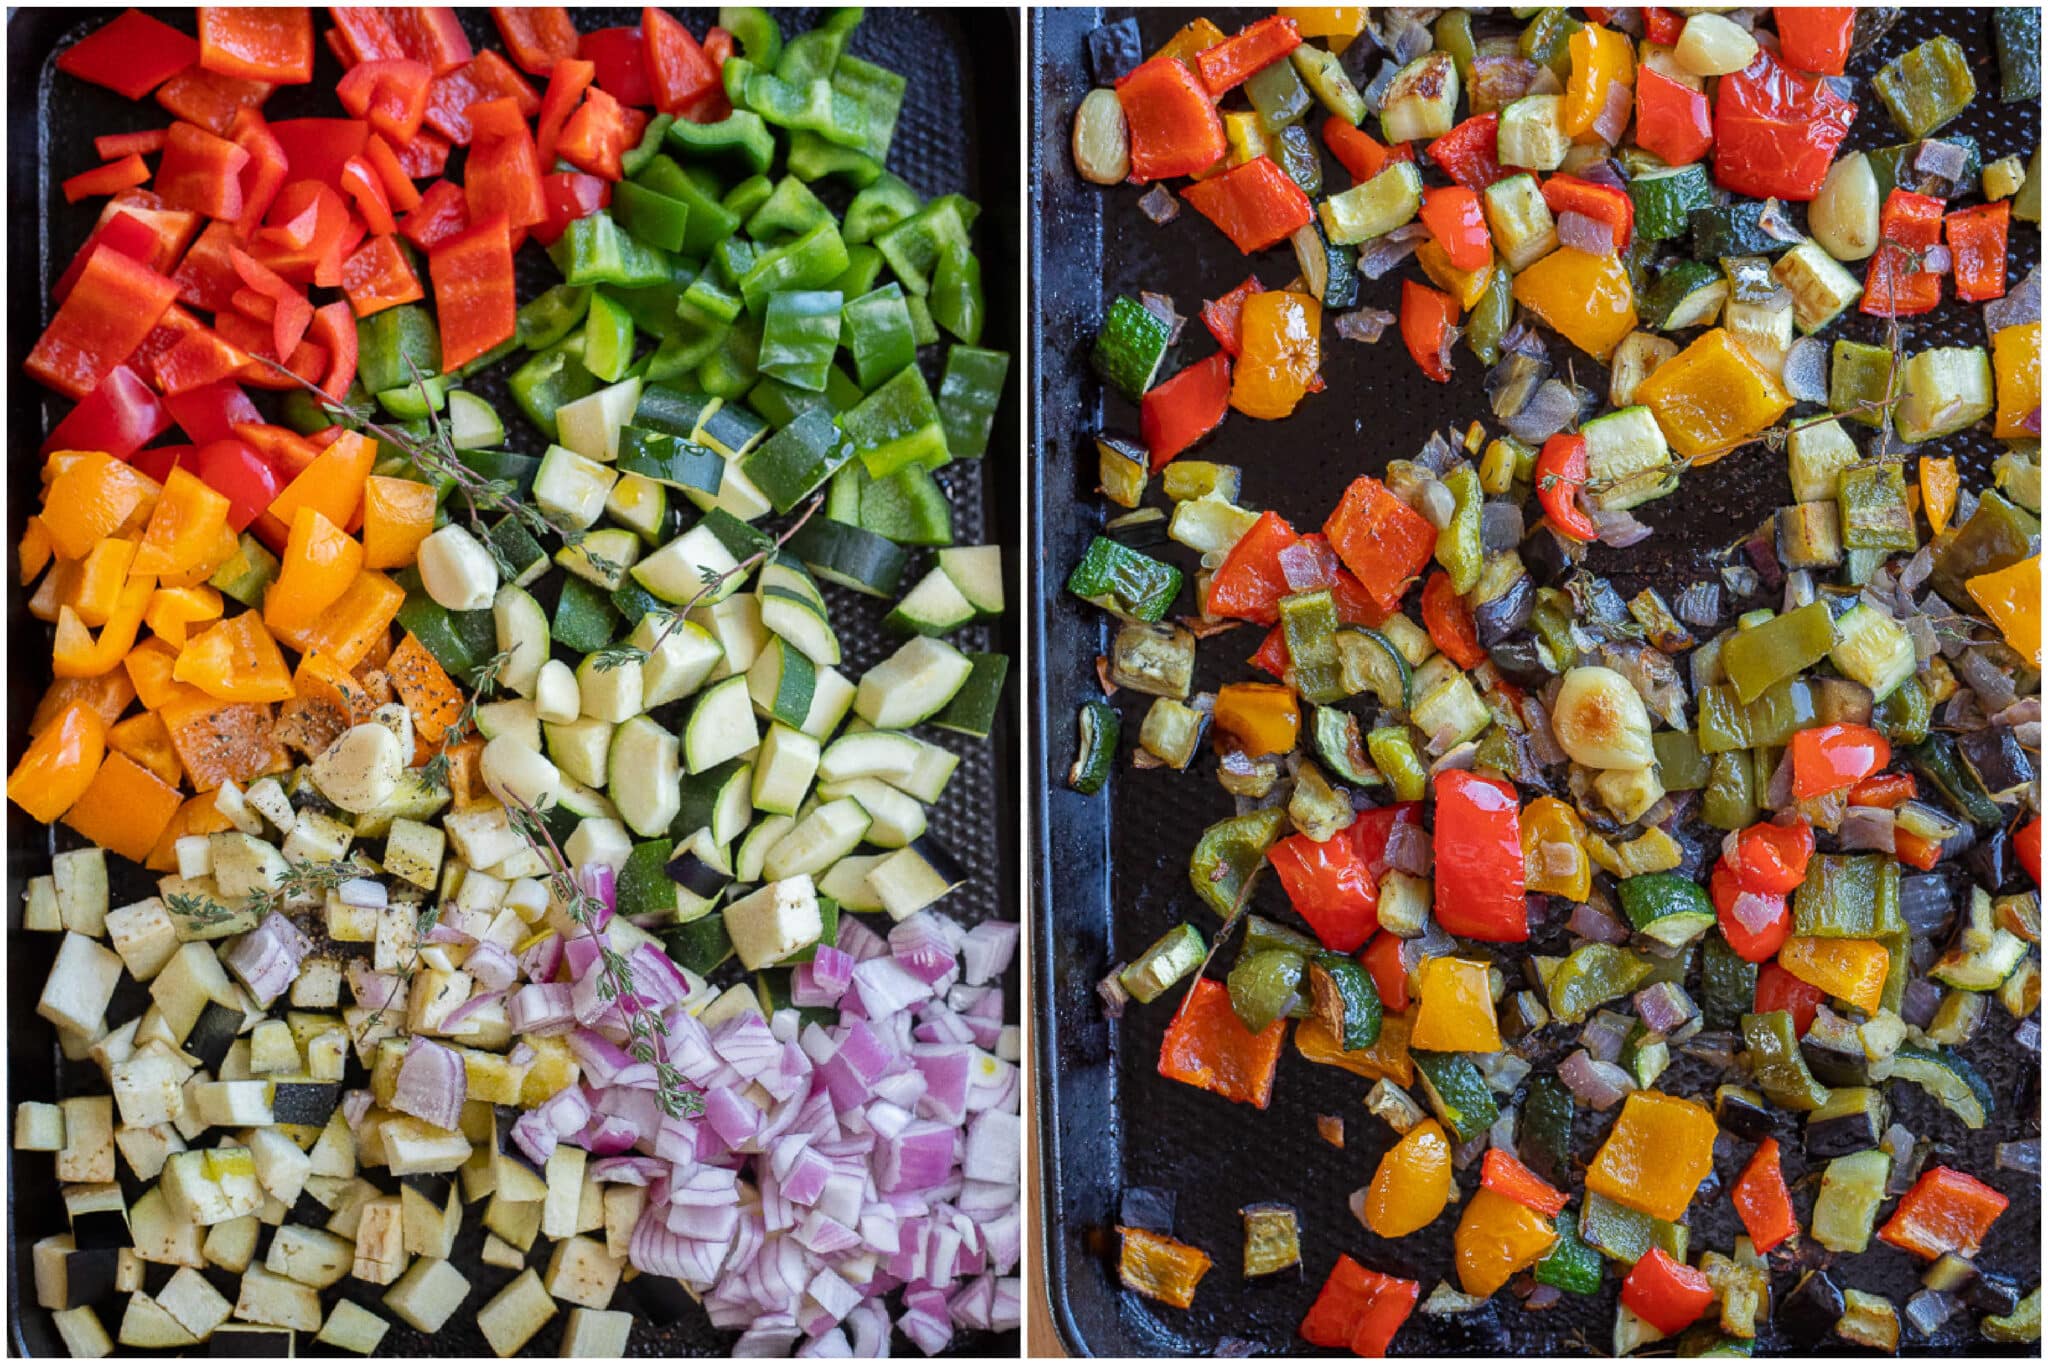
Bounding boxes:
[1030,7,2040,1357]
[7,7,1019,1356]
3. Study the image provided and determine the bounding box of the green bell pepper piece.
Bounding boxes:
[1873,34,1976,138]
[718,5,783,64]
[1720,601,1835,704]
[1874,676,1930,745]
[1188,807,1289,918]
[1793,854,1903,937]
[842,284,917,390]
[1466,260,1513,365]
[549,212,673,289]
[757,289,844,393]
[739,220,851,314]
[874,195,977,295]
[516,284,592,351]
[1534,1209,1604,1295]
[1829,338,1898,429]
[830,244,885,300]
[1742,1010,1831,1111]
[845,174,922,246]
[1580,1191,1687,1264]
[904,292,939,346]
[1519,8,1582,80]
[1067,535,1182,624]
[840,363,948,477]
[747,175,833,241]
[831,52,906,161]
[1367,726,1428,802]
[633,154,742,257]
[1434,465,1484,594]
[612,181,694,254]
[1229,948,1306,1033]
[1271,122,1323,198]
[697,314,762,400]
[1243,914,1321,959]
[748,366,862,428]
[1546,943,1653,1025]
[774,26,843,85]
[357,304,441,394]
[1700,936,1757,1032]
[1930,490,2038,607]
[1279,589,1344,705]
[1700,751,1758,830]
[1652,729,1710,792]
[619,112,674,180]
[1995,9,2041,103]
[508,336,596,441]
[936,345,1009,460]
[1432,10,1477,90]
[787,129,883,187]
[1245,55,1311,133]
[726,56,868,148]
[665,108,777,176]
[931,241,985,346]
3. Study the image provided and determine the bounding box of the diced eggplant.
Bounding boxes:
[1805,1086,1888,1158]
[1799,1011,1872,1087]
[62,1249,121,1308]
[209,1325,296,1356]
[1780,1270,1847,1347]
[1957,727,2033,805]
[1965,1270,2024,1317]
[1714,1084,1776,1141]
[270,1081,342,1127]
[184,1001,244,1074]
[1965,828,2017,893]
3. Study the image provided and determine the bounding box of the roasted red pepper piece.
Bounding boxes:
[1420,570,1486,669]
[644,5,723,115]
[1360,932,1409,1013]
[1893,829,1942,871]
[156,68,275,136]
[2019,817,2041,885]
[558,84,648,182]
[1426,114,1505,191]
[492,6,581,76]
[1621,1247,1715,1336]
[1270,830,1380,953]
[1117,56,1227,183]
[1712,51,1856,202]
[534,172,611,249]
[1731,1137,1797,1252]
[1323,117,1410,184]
[1420,185,1492,271]
[1754,961,1825,1036]
[1643,8,1685,45]
[429,213,516,371]
[465,97,548,231]
[1773,7,1856,75]
[1205,510,1299,626]
[1299,1255,1420,1357]
[1634,67,1714,166]
[1541,173,1634,252]
[1711,860,1793,963]
[157,122,252,221]
[400,178,470,251]
[61,155,151,205]
[1399,279,1458,383]
[1863,189,1946,317]
[581,26,655,108]
[1201,276,1264,358]
[1730,818,1814,894]
[1158,978,1286,1109]
[1479,1148,1568,1217]
[1789,723,1891,799]
[337,58,433,145]
[1139,351,1232,471]
[1432,771,1527,942]
[1534,432,1598,542]
[1181,157,1314,254]
[1275,533,1389,627]
[198,7,314,85]
[57,9,200,100]
[1194,15,1302,97]
[27,246,182,401]
[1323,475,1433,612]
[41,365,170,460]
[1946,201,2011,304]
[1878,1167,2010,1261]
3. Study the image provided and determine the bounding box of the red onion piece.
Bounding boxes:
[391,1036,467,1132]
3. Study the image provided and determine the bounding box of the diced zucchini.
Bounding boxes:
[1829,604,1915,701]
[1773,240,1864,333]
[1498,95,1569,172]
[1581,404,1674,512]
[1319,161,1423,246]
[1481,173,1558,270]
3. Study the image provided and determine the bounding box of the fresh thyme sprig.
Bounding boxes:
[588,492,827,673]
[167,854,373,926]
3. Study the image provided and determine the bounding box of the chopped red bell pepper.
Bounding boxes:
[1621,1247,1715,1336]
[1399,279,1458,384]
[328,7,406,64]
[1893,829,1942,871]
[582,26,656,108]
[384,7,474,75]
[56,9,201,100]
[1270,829,1380,953]
[61,154,151,205]
[198,7,314,85]
[1272,533,1390,627]
[1731,1137,1797,1253]
[1323,475,1433,612]
[429,213,517,371]
[401,178,470,251]
[1116,56,1227,183]
[1730,818,1814,894]
[1754,961,1825,1037]
[1360,932,1409,1013]
[493,6,582,76]
[1635,68,1714,166]
[2018,817,2041,885]
[1419,185,1492,271]
[1420,570,1486,669]
[1789,723,1891,799]
[1774,7,1856,76]
[255,180,353,285]
[129,444,195,485]
[1323,117,1410,184]
[26,245,181,401]
[93,129,170,161]
[1181,157,1314,254]
[1947,201,2011,304]
[465,97,548,230]
[1426,114,1505,191]
[1711,861,1793,963]
[40,365,170,460]
[192,437,284,533]
[425,50,541,145]
[340,155,399,237]
[156,68,276,136]
[1194,16,1302,97]
[163,380,263,446]
[55,212,164,307]
[1879,1166,2010,1261]
[155,326,253,397]
[1139,351,1232,471]
[1643,7,1685,45]
[1541,173,1634,253]
[1300,1255,1420,1357]
[337,58,433,145]
[1432,770,1527,942]
[534,172,611,249]
[1863,189,1946,317]
[536,58,598,168]
[1479,1148,1568,1217]
[360,134,424,213]
[1848,772,1916,809]
[170,221,246,314]
[307,301,358,401]
[97,192,203,270]
[644,5,723,115]
[1201,276,1264,357]
[1249,624,1290,679]
[1158,978,1285,1109]
[1712,51,1856,202]
[1205,510,1299,626]
[340,235,425,318]
[392,128,452,179]
[558,84,648,181]
[157,122,252,221]
[1532,432,1598,542]
[226,108,290,236]
[266,118,370,195]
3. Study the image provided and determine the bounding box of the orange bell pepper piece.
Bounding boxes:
[265,507,365,634]
[267,428,376,531]
[157,692,289,792]
[271,568,405,671]
[7,701,107,823]
[62,751,184,864]
[1453,1188,1557,1297]
[70,537,140,627]
[1634,328,1792,461]
[386,631,465,744]
[1562,24,1633,138]
[133,468,233,575]
[294,649,380,723]
[1158,977,1286,1108]
[1323,475,1435,612]
[39,451,161,560]
[28,672,136,737]
[1410,957,1504,1052]
[1586,1091,1719,1222]
[107,710,185,788]
[1991,322,2040,440]
[20,516,54,586]
[146,791,237,871]
[1967,555,2041,668]
[1510,246,1638,362]
[124,637,199,711]
[28,561,80,625]
[1212,682,1300,757]
[1920,456,1960,537]
[1117,1227,1213,1310]
[361,475,438,569]
[1778,936,1892,1016]
[53,574,155,678]
[1731,1136,1797,1253]
[1230,289,1321,419]
[174,610,297,703]
[1362,1118,1453,1238]
[1878,1166,2010,1261]
[1294,1010,1413,1086]
[144,584,226,649]
[155,520,241,590]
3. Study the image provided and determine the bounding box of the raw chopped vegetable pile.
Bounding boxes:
[1064,5,2041,1356]
[11,5,1018,1359]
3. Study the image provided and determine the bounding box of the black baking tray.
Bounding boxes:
[7,7,1020,1356]
[1030,6,2040,1357]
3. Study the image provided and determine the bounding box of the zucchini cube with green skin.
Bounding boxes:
[1499,95,1569,172]
[1320,161,1424,246]
[1482,173,1558,270]
[1893,346,1994,443]
[534,445,620,530]
[1787,418,1860,503]
[855,636,974,729]
[1581,405,1674,512]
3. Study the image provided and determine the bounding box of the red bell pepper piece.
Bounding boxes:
[1323,475,1433,611]
[582,26,656,108]
[1420,570,1486,670]
[1479,1148,1568,1217]
[40,365,169,460]
[1399,279,1458,383]
[1194,16,1302,97]
[1621,1247,1715,1336]
[1158,978,1285,1109]
[644,5,723,115]
[2018,816,2041,885]
[536,58,598,168]
[465,97,547,230]
[1271,533,1389,626]
[1249,624,1290,679]
[1848,772,1917,809]
[1360,932,1408,1013]
[337,58,433,145]
[1270,830,1380,953]
[1643,8,1685,45]
[360,134,424,213]
[1789,723,1891,799]
[328,8,405,64]
[156,326,254,397]
[1541,173,1633,252]
[1774,7,1856,76]
[1731,1137,1797,1253]
[1711,861,1793,963]
[1533,432,1598,542]
[191,437,283,533]
[26,246,181,401]
[559,85,648,182]
[134,307,203,387]
[1754,961,1825,1037]
[1201,276,1264,357]
[198,7,314,85]
[1863,189,1946,317]
[1712,51,1856,202]
[1300,1255,1420,1357]
[169,221,246,314]
[1730,818,1814,894]
[54,212,163,306]
[401,178,470,251]
[1323,117,1410,184]
[339,235,423,319]
[1205,510,1298,625]
[392,129,452,179]
[266,118,370,194]
[129,445,195,484]
[156,68,275,136]
[385,8,474,75]
[97,192,203,268]
[1181,157,1314,254]
[430,214,517,372]
[307,301,358,401]
[56,9,200,100]
[256,180,353,285]
[492,6,582,76]
[156,122,252,221]
[1425,114,1504,191]
[1419,185,1491,271]
[1893,829,1942,871]
[94,129,169,161]
[226,108,290,236]
[1116,56,1227,184]
[1630,67,1712,167]
[341,156,399,237]
[164,380,262,446]
[1140,352,1232,471]
[1946,201,2011,303]
[1354,803,1422,880]
[61,154,151,205]
[1879,1167,2010,1261]
[425,50,541,145]
[1432,771,1527,942]
[534,172,611,248]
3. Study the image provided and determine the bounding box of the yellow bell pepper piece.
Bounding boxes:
[1362,1118,1453,1238]
[1232,290,1322,421]
[1634,327,1792,461]
[1154,17,1226,69]
[1212,681,1300,758]
[53,574,155,679]
[1454,1188,1558,1298]
[1920,456,1960,537]
[1510,247,1638,362]
[1967,555,2041,668]
[1586,1091,1718,1222]
[1294,1010,1413,1086]
[1416,240,1495,312]
[1223,111,1270,167]
[1279,7,1369,41]
[1992,322,2040,439]
[1563,24,1634,138]
[1118,1227,1213,1310]
[70,537,138,628]
[1522,795,1591,900]
[1410,958,1503,1052]
[1779,936,1891,1016]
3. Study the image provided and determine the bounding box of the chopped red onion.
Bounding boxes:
[464,940,518,992]
[1356,223,1429,280]
[1137,183,1179,225]
[1591,506,1653,548]
[888,914,960,986]
[1567,898,1630,945]
[224,911,312,1007]
[390,1036,466,1132]
[1557,210,1617,256]
[1588,75,1632,144]
[852,956,936,1019]
[579,862,617,929]
[1139,290,1185,344]
[793,946,857,1006]
[442,987,505,1033]
[836,913,891,962]
[519,931,564,984]
[1558,1049,1634,1109]
[1839,804,1897,854]
[341,1088,374,1130]
[1335,306,1397,344]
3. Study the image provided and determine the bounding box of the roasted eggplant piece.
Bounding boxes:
[1805,1086,1888,1158]
[1800,1010,1873,1087]
[1714,1084,1777,1141]
[1781,1269,1848,1347]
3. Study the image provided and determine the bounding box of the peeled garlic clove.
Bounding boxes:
[312,723,405,813]
[1552,666,1656,770]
